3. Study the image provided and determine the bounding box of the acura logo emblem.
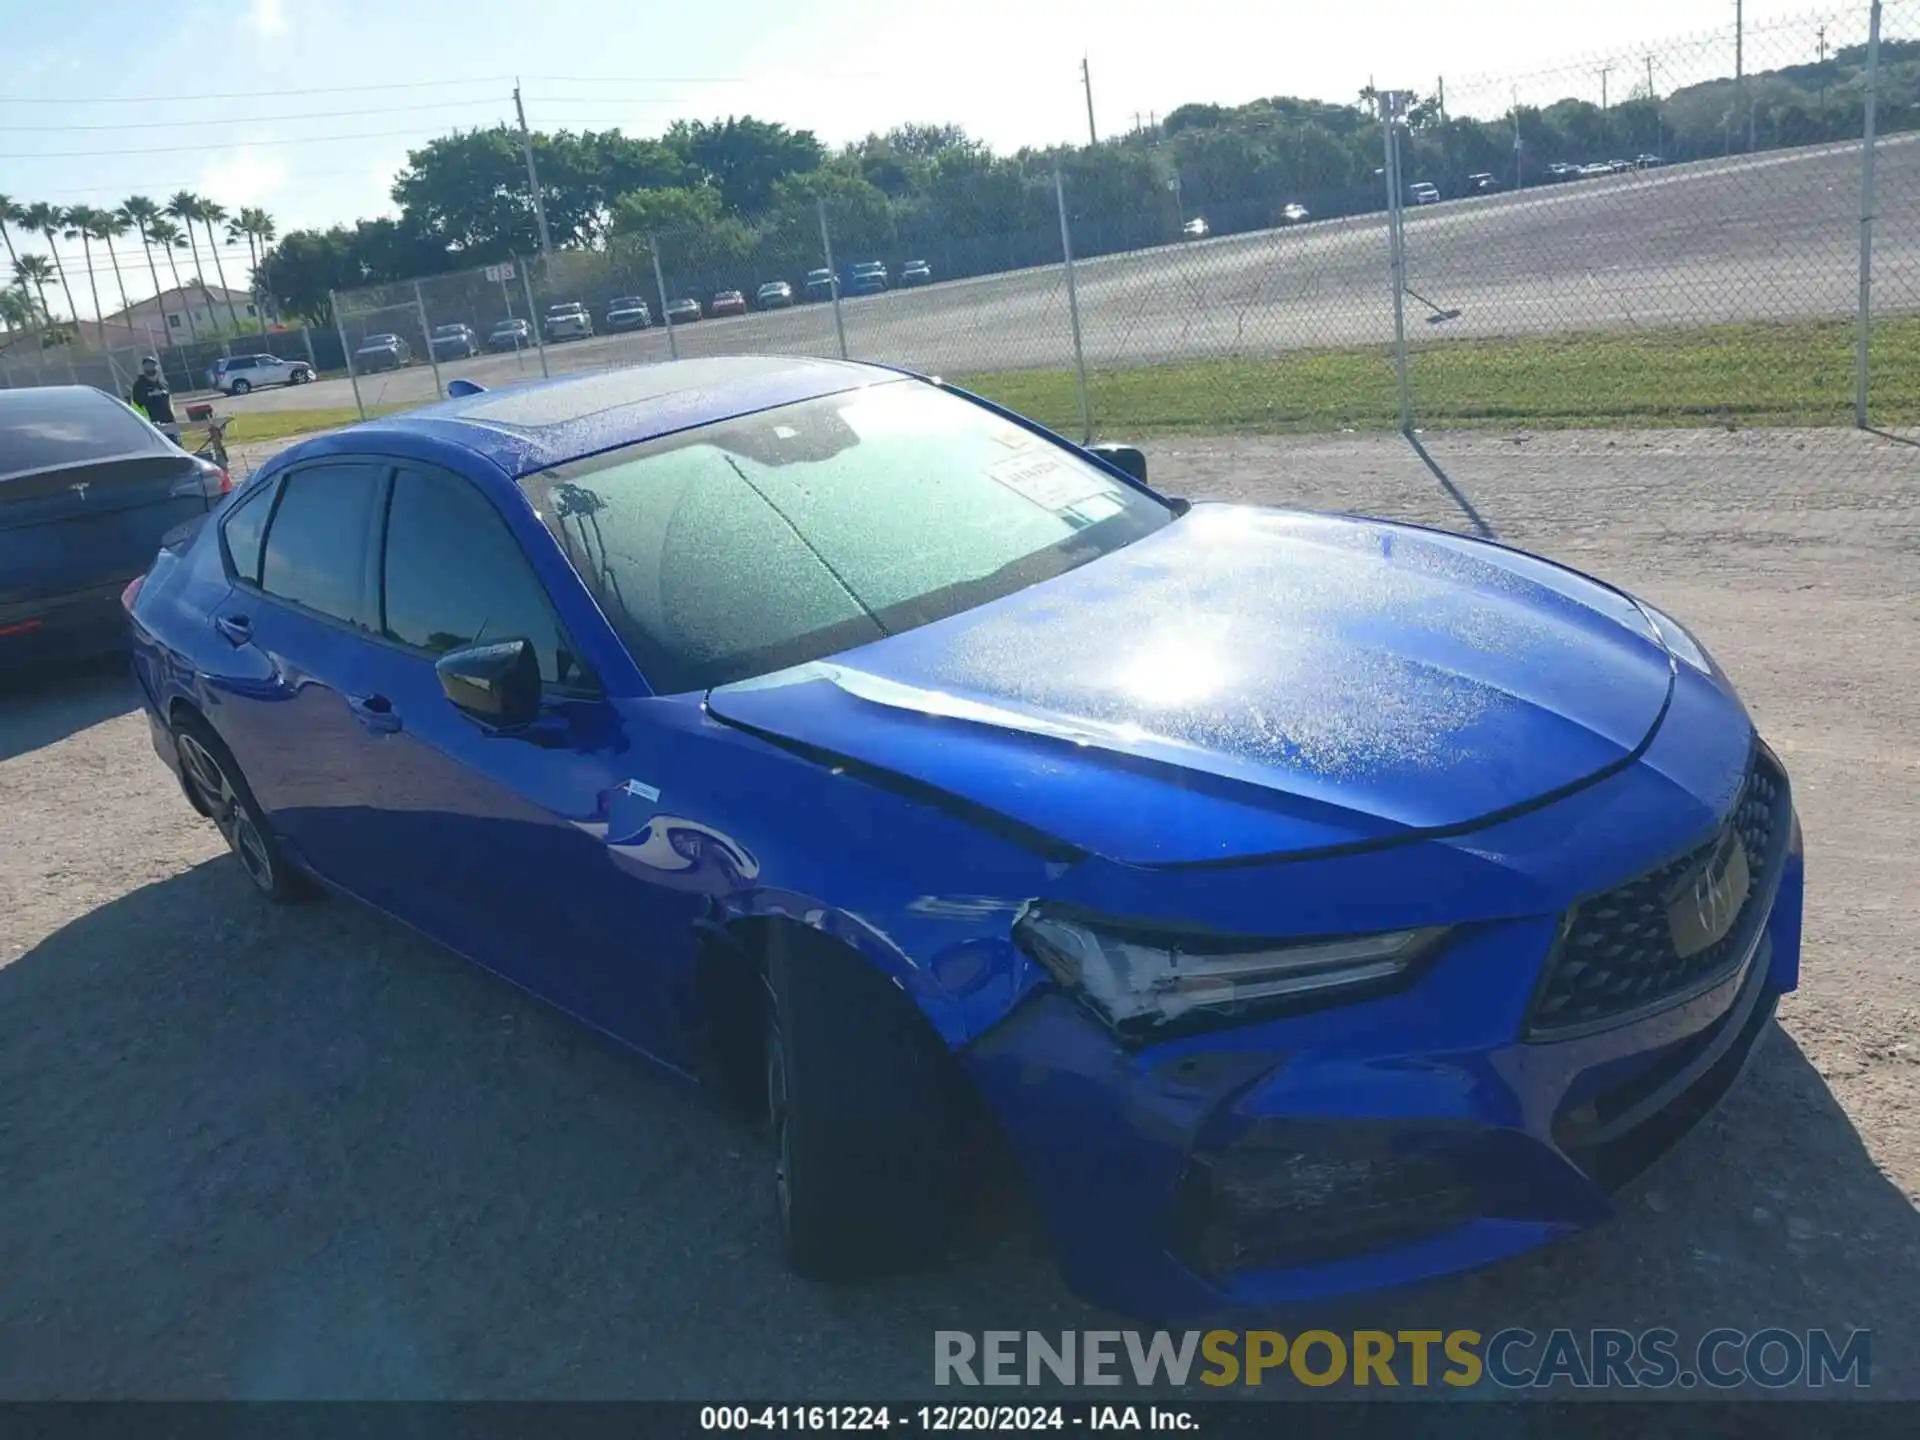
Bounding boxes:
[1668,831,1752,959]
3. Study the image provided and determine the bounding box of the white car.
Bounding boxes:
[206,353,314,395]
[1408,182,1441,205]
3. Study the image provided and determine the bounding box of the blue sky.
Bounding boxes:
[2,0,1859,316]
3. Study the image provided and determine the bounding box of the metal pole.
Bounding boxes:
[501,275,524,371]
[1053,167,1093,445]
[1081,56,1098,147]
[816,200,848,360]
[330,289,366,421]
[514,81,554,257]
[1855,0,1882,428]
[413,280,445,399]
[1382,96,1412,435]
[300,324,318,375]
[649,234,678,361]
[518,256,550,377]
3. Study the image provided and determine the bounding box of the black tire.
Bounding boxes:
[763,930,961,1279]
[173,714,311,904]
[291,368,310,384]
[230,378,251,394]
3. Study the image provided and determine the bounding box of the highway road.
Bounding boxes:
[236,134,1920,419]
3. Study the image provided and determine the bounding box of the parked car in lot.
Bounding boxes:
[207,353,314,395]
[900,260,932,286]
[352,334,412,373]
[122,354,1806,1322]
[429,324,480,361]
[1181,217,1210,239]
[1466,172,1499,194]
[606,296,653,331]
[664,297,702,323]
[1408,182,1441,205]
[755,281,794,309]
[1,385,228,670]
[487,318,533,351]
[544,302,594,341]
[1279,202,1311,224]
[1578,162,1615,177]
[1547,162,1579,180]
[804,268,837,302]
[711,290,748,318]
[847,261,888,295]
[1635,153,1665,168]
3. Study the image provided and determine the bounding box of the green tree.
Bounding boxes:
[92,210,137,329]
[194,197,244,330]
[13,253,57,325]
[61,206,113,346]
[118,196,175,338]
[0,194,22,273]
[21,203,81,333]
[666,116,825,215]
[145,217,200,342]
[229,206,277,328]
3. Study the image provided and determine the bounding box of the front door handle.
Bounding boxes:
[213,613,251,646]
[347,693,402,734]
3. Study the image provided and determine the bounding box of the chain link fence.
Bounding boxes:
[303,4,1914,456]
[0,324,338,401]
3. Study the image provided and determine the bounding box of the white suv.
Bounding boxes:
[207,353,314,395]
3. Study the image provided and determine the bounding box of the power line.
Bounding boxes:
[0,97,516,133]
[1,126,488,159]
[0,78,514,105]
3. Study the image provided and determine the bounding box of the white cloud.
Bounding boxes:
[198,150,292,209]
[246,0,289,38]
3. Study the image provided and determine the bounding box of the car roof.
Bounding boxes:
[269,355,900,481]
[0,385,175,483]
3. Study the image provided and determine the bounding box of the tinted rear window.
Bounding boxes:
[0,388,168,481]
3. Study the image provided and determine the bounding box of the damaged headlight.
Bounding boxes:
[1015,905,1450,1040]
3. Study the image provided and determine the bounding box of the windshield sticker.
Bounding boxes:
[985,451,1113,511]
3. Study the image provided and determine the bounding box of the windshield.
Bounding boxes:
[434,325,464,337]
[521,381,1173,694]
[612,297,643,307]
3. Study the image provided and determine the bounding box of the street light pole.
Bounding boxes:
[1080,56,1098,147]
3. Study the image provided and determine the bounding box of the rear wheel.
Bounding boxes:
[174,716,309,903]
[761,930,961,1279]
[230,378,251,394]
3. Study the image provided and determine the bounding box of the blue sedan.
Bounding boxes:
[124,357,1804,1320]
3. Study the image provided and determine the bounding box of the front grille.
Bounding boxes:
[1526,750,1789,1038]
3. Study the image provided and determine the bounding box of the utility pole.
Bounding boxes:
[1080,56,1097,147]
[1600,64,1612,113]
[1648,54,1660,153]
[1818,25,1829,114]
[513,80,553,257]
[1734,0,1745,152]
[1436,76,1446,126]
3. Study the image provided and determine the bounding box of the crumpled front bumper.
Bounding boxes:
[964,821,1804,1323]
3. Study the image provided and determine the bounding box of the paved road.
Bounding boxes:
[230,136,1920,421]
[4,426,1917,1399]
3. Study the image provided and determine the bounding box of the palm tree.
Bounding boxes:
[191,196,243,332]
[229,206,277,330]
[164,192,219,332]
[146,217,200,343]
[0,284,36,333]
[21,202,81,337]
[13,254,56,324]
[91,210,138,333]
[0,194,22,273]
[62,206,113,347]
[120,196,172,333]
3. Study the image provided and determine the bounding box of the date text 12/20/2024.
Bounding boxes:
[701,1407,1193,1432]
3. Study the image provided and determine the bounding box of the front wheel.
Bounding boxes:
[174,717,310,903]
[762,931,961,1279]
[290,368,311,384]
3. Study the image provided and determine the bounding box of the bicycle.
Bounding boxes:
[190,415,232,471]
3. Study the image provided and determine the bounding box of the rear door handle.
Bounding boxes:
[213,613,251,645]
[347,693,402,734]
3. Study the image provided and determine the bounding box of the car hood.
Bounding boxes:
[706,504,1677,866]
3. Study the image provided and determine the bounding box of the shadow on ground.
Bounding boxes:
[0,657,138,765]
[2,852,1915,1399]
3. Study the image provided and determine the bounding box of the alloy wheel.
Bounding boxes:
[177,732,275,893]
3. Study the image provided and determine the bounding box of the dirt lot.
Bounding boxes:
[2,426,1916,1400]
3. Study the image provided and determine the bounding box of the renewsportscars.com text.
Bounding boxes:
[934,1328,1871,1390]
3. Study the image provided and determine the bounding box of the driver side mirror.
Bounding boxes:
[436,638,541,729]
[1087,443,1148,484]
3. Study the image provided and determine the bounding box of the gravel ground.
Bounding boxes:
[1,424,1916,1400]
